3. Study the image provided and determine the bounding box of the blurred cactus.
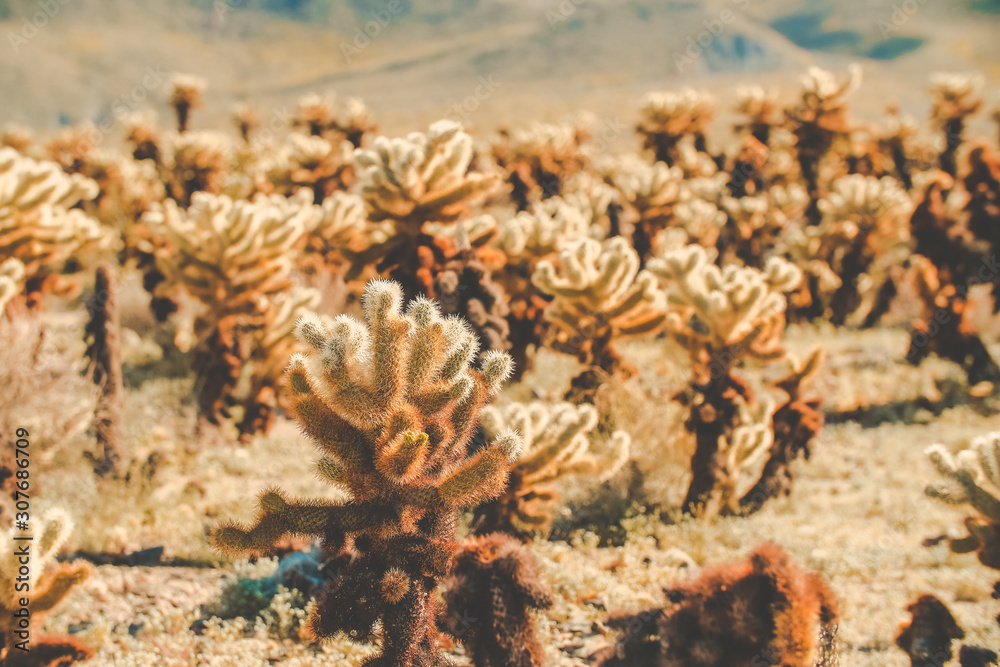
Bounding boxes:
[926,432,1000,569]
[492,120,591,211]
[602,157,686,262]
[733,85,781,146]
[350,121,500,299]
[0,147,111,306]
[292,93,378,148]
[213,279,520,664]
[144,189,318,434]
[433,246,512,361]
[894,594,967,667]
[785,65,861,223]
[533,237,667,401]
[474,401,629,538]
[165,130,231,206]
[167,73,206,133]
[929,72,983,178]
[0,509,93,665]
[443,533,553,667]
[649,245,807,517]
[266,133,356,203]
[83,264,123,476]
[231,103,261,144]
[597,543,839,667]
[636,89,715,167]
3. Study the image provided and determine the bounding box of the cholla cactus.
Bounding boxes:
[355,120,498,229]
[533,237,667,400]
[123,110,163,164]
[234,286,322,442]
[474,401,630,538]
[636,88,715,166]
[598,543,839,667]
[165,130,231,205]
[492,120,591,210]
[266,133,356,203]
[231,103,260,144]
[351,121,500,299]
[648,245,806,516]
[806,174,913,325]
[213,280,521,664]
[300,190,366,270]
[929,72,984,178]
[0,509,92,664]
[292,94,377,147]
[733,85,781,145]
[443,534,553,667]
[926,432,1000,569]
[144,189,318,430]
[603,157,686,261]
[496,197,598,260]
[785,65,862,221]
[167,73,206,133]
[0,148,110,304]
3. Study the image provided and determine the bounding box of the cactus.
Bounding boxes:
[292,93,377,147]
[733,85,781,147]
[144,189,318,432]
[433,246,512,361]
[165,130,231,206]
[597,543,839,667]
[648,244,806,517]
[474,401,629,538]
[299,190,367,272]
[266,133,356,203]
[929,72,983,179]
[636,89,715,167]
[492,120,591,211]
[926,432,1000,569]
[963,143,1000,312]
[443,533,553,667]
[213,279,521,665]
[602,157,686,262]
[0,509,93,665]
[83,264,123,476]
[784,65,861,223]
[350,121,500,300]
[0,147,111,306]
[167,73,206,133]
[532,237,667,401]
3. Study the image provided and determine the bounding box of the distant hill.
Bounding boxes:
[0,0,997,144]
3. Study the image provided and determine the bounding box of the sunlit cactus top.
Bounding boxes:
[926,434,1000,523]
[637,88,715,137]
[354,120,499,227]
[496,196,599,258]
[929,71,984,124]
[649,244,801,359]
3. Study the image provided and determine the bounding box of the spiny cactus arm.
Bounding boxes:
[436,430,521,506]
[556,430,632,483]
[29,562,92,614]
[517,407,598,482]
[212,489,392,556]
[926,438,1000,522]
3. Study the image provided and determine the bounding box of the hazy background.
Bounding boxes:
[1,0,998,141]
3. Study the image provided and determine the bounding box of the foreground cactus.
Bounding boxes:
[474,401,630,538]
[597,543,839,667]
[443,534,553,667]
[533,237,667,401]
[213,279,520,666]
[0,509,92,665]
